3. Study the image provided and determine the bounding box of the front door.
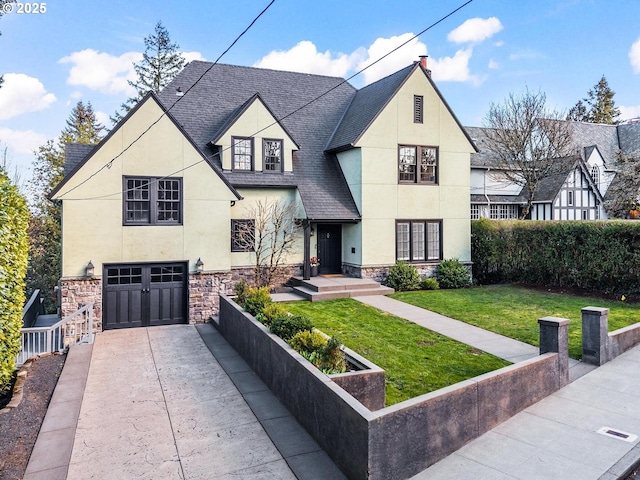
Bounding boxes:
[317,224,342,274]
[103,262,188,330]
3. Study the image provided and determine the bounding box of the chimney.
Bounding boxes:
[419,55,432,77]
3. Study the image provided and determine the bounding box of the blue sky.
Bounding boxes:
[1,0,640,182]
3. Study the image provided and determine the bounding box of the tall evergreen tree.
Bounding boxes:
[111,22,186,124]
[567,75,621,124]
[27,101,104,312]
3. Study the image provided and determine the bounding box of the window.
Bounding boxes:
[396,220,441,262]
[568,190,574,206]
[414,95,423,123]
[124,177,182,225]
[582,210,588,220]
[489,204,518,220]
[591,165,599,186]
[231,219,255,252]
[263,139,283,172]
[398,145,438,184]
[232,137,253,171]
[470,204,480,220]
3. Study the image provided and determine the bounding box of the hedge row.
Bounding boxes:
[471,218,640,294]
[0,172,29,392]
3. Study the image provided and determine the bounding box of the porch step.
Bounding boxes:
[288,275,394,302]
[292,285,394,302]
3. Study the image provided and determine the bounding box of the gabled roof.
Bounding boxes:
[210,92,300,149]
[327,63,477,153]
[618,123,640,156]
[465,126,501,168]
[157,62,360,221]
[50,92,242,200]
[64,143,95,176]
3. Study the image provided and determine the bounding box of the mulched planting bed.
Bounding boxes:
[0,353,66,480]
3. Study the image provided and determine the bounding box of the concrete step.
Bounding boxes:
[292,285,394,302]
[290,276,385,293]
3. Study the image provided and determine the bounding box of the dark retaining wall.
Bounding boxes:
[217,295,568,480]
[582,307,640,365]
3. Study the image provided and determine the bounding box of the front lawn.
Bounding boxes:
[391,285,640,359]
[283,298,510,406]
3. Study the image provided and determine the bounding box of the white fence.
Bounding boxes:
[17,303,94,366]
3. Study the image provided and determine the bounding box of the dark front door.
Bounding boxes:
[103,262,187,330]
[317,224,342,274]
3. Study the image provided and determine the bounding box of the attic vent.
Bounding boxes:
[176,87,184,97]
[414,95,423,124]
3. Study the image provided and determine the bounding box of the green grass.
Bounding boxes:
[391,285,640,359]
[283,298,510,406]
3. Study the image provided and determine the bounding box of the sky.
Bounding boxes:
[1,0,640,184]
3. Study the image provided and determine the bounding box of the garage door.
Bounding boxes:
[103,262,188,330]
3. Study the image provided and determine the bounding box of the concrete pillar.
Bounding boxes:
[581,306,610,366]
[538,316,570,386]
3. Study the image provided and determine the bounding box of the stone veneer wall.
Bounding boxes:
[59,278,103,330]
[343,263,440,284]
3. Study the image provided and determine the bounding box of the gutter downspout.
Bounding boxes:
[484,167,491,217]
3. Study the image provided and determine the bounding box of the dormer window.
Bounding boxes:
[232,137,253,171]
[591,165,599,186]
[414,95,423,123]
[263,139,283,172]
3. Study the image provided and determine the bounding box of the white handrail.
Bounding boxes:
[17,303,94,366]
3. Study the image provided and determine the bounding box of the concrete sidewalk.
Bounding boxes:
[25,324,345,480]
[354,295,596,380]
[412,343,640,479]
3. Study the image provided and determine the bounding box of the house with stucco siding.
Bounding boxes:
[50,58,476,330]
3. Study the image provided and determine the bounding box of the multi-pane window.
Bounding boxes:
[591,166,599,185]
[263,139,282,172]
[470,204,480,220]
[231,219,255,252]
[232,137,253,171]
[568,191,574,206]
[489,204,518,220]
[150,265,184,283]
[124,177,182,225]
[398,145,438,184]
[414,95,423,123]
[396,220,442,262]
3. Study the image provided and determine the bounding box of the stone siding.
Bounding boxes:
[59,278,103,330]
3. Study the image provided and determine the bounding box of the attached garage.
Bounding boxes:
[103,262,188,330]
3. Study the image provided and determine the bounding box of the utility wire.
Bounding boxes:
[56,0,276,199]
[57,0,474,201]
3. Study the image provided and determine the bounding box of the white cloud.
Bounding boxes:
[620,105,640,121]
[630,37,640,74]
[95,111,111,128]
[0,128,49,154]
[0,74,56,120]
[494,40,505,47]
[254,34,483,86]
[253,40,363,78]
[430,48,482,85]
[59,49,142,95]
[183,51,205,63]
[447,17,503,44]
[488,59,499,70]
[356,34,426,84]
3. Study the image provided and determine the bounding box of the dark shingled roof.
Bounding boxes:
[470,193,527,204]
[618,123,640,156]
[64,143,95,176]
[567,121,619,166]
[326,65,414,151]
[156,62,360,221]
[465,126,501,167]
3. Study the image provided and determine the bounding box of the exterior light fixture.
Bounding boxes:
[196,257,204,273]
[85,260,95,278]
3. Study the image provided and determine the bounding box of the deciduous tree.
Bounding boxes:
[604,151,640,218]
[482,89,573,219]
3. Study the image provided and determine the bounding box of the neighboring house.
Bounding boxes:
[467,121,640,220]
[50,58,476,329]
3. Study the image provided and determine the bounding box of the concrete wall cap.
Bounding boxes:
[538,316,570,326]
[581,306,610,314]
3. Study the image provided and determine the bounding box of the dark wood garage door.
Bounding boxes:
[103,262,188,330]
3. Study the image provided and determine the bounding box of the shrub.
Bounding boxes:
[259,303,289,327]
[436,258,470,289]
[386,261,420,291]
[316,336,346,373]
[289,329,328,353]
[420,277,440,290]
[270,314,313,341]
[242,286,272,316]
[0,172,29,391]
[233,280,248,306]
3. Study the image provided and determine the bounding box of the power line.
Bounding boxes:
[56,0,276,199]
[57,0,474,202]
